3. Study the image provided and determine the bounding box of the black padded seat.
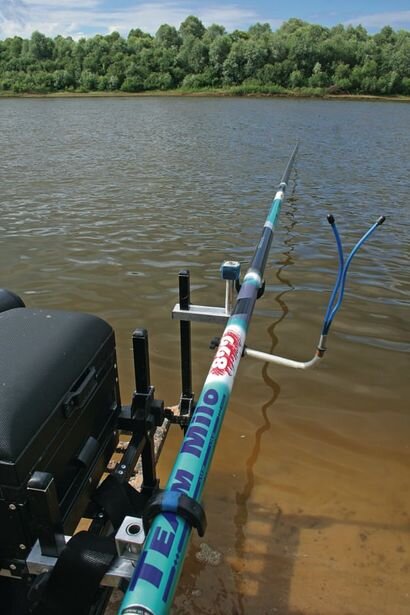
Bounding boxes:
[0,308,114,484]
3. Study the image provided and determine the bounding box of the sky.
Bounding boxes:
[0,0,409,40]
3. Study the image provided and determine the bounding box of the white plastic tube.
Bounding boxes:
[244,335,327,370]
[244,347,322,369]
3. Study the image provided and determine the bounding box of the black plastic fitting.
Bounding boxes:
[143,490,207,537]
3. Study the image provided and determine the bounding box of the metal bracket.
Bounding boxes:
[173,261,240,324]
[172,303,230,324]
[172,260,241,325]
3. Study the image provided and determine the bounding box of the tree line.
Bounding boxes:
[0,16,409,96]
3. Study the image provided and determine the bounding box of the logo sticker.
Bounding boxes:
[210,329,242,377]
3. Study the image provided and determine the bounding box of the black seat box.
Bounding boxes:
[0,308,120,566]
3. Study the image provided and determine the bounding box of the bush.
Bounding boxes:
[143,72,173,90]
[121,77,144,92]
[326,84,349,95]
[79,70,98,90]
[182,70,215,88]
[402,78,410,95]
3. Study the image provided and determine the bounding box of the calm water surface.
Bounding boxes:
[1,97,409,614]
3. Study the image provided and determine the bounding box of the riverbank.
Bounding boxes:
[1,87,410,103]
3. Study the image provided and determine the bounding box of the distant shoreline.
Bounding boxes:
[1,90,410,103]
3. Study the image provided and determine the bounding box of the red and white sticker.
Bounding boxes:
[210,328,243,377]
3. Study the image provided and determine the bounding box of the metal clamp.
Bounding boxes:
[115,516,145,561]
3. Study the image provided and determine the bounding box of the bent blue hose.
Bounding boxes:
[322,215,344,332]
[323,215,385,335]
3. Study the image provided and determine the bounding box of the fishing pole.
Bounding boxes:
[118,142,299,615]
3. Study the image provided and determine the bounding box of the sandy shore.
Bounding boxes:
[1,90,410,102]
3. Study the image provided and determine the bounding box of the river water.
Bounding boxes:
[0,97,409,614]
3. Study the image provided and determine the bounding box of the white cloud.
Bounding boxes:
[0,0,92,38]
[95,3,264,37]
[0,0,25,27]
[0,1,27,38]
[2,1,409,41]
[345,11,410,29]
[23,0,100,6]
[100,3,198,36]
[196,5,258,29]
[197,5,283,31]
[0,1,270,40]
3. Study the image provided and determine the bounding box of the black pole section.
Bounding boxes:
[129,329,158,493]
[245,142,299,279]
[132,328,151,395]
[178,270,194,416]
[279,140,299,187]
[141,439,158,494]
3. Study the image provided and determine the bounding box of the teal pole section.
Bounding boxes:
[118,143,298,615]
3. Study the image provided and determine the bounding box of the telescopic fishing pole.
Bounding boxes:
[118,143,299,615]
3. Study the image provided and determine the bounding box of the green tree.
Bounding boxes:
[54,36,75,68]
[222,38,268,84]
[248,23,272,39]
[332,63,352,91]
[289,69,304,88]
[177,36,208,75]
[0,18,408,96]
[155,24,181,49]
[30,31,54,60]
[52,69,75,90]
[7,36,24,58]
[309,61,329,87]
[79,70,98,90]
[182,69,215,88]
[391,31,410,78]
[209,35,232,80]
[179,16,206,40]
[121,76,144,91]
[203,24,226,44]
[144,71,173,90]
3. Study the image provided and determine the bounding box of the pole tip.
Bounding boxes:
[327,214,335,225]
[377,215,386,226]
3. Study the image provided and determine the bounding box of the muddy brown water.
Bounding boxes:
[1,97,409,614]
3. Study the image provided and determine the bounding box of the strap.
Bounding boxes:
[143,490,207,537]
[31,532,116,615]
[93,474,145,528]
[30,476,147,614]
